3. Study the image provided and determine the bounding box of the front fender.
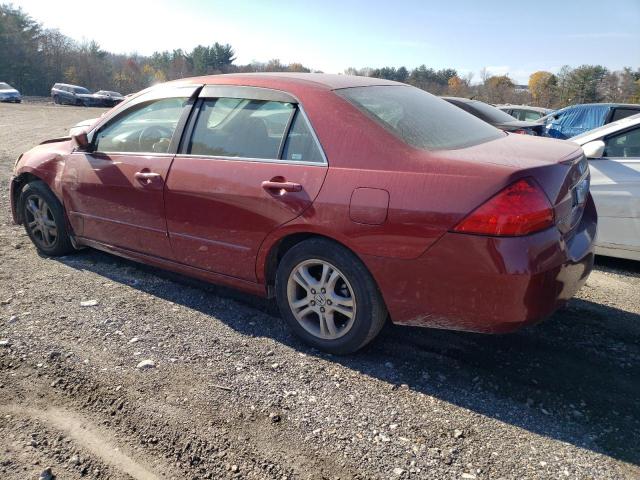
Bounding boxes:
[11,139,74,222]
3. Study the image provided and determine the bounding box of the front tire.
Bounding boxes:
[20,181,75,256]
[275,238,387,354]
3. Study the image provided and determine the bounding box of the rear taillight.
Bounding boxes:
[452,178,554,236]
[512,129,527,134]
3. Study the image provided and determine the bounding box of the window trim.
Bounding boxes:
[177,94,328,166]
[199,85,298,104]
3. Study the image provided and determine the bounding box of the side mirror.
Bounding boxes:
[72,131,91,151]
[582,140,605,159]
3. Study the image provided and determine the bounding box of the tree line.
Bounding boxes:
[0,4,312,96]
[347,65,640,108]
[2,4,639,108]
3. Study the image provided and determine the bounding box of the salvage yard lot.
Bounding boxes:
[0,102,639,479]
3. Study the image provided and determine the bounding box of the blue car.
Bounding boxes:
[541,103,640,139]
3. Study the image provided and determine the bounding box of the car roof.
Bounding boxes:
[169,73,404,91]
[496,104,550,113]
[570,112,640,143]
[558,103,640,110]
[54,83,85,88]
[440,96,476,103]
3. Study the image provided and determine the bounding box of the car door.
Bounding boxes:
[588,125,640,256]
[61,86,71,104]
[165,85,328,281]
[62,86,198,258]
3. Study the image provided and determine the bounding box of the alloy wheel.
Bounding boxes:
[24,194,58,249]
[286,259,357,340]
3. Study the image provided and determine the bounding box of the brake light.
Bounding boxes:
[453,178,554,236]
[512,129,528,135]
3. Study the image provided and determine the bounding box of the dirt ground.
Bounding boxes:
[1,101,639,479]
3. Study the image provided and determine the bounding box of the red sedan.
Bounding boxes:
[10,74,596,354]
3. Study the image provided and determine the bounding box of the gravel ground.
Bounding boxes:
[1,102,639,480]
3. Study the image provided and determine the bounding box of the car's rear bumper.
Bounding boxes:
[363,194,597,333]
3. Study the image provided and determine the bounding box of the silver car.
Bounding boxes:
[0,82,22,103]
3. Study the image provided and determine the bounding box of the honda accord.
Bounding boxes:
[10,73,596,353]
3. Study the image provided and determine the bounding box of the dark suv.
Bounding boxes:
[51,83,101,107]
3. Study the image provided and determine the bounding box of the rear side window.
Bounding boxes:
[337,86,503,150]
[522,110,544,121]
[189,98,295,159]
[282,111,324,163]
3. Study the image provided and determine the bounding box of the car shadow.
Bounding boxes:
[595,254,640,278]
[55,249,640,466]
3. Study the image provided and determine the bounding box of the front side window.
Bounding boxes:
[338,86,503,150]
[604,126,640,158]
[94,97,188,154]
[189,98,295,159]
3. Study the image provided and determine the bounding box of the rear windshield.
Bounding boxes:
[0,82,11,90]
[465,100,517,123]
[337,86,503,150]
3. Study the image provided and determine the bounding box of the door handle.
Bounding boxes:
[261,180,302,193]
[134,171,161,185]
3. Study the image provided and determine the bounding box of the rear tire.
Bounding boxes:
[275,238,387,354]
[20,181,75,256]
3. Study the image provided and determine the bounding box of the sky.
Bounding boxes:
[12,0,640,84]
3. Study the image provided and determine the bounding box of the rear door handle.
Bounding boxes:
[134,171,161,185]
[261,180,302,193]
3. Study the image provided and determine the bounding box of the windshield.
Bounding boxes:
[337,86,503,150]
[0,82,12,90]
[466,100,518,123]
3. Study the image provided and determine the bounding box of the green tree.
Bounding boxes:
[563,65,609,104]
[0,4,43,93]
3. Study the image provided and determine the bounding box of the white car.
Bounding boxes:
[571,113,640,261]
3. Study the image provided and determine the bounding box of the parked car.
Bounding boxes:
[496,104,551,121]
[93,90,125,107]
[51,83,102,107]
[0,82,22,103]
[541,103,640,139]
[442,97,544,135]
[11,74,596,353]
[570,113,640,261]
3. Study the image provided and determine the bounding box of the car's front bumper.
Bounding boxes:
[363,194,597,333]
